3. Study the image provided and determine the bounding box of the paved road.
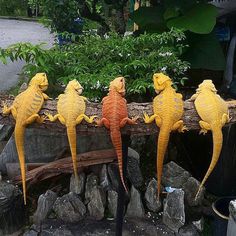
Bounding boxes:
[0,19,54,92]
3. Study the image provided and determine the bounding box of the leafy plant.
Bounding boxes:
[130,0,225,71]
[0,29,189,101]
[0,0,28,16]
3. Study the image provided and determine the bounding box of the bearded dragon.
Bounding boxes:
[2,73,49,204]
[190,80,230,199]
[144,73,186,200]
[46,79,96,179]
[96,77,138,192]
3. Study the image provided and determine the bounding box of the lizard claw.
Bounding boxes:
[180,125,188,133]
[143,112,150,123]
[89,115,98,123]
[44,112,54,121]
[199,129,208,135]
[132,116,139,124]
[2,102,9,115]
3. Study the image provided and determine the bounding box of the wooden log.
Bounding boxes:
[13,149,116,185]
[1,94,236,135]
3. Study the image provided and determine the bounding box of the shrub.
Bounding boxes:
[0,29,189,101]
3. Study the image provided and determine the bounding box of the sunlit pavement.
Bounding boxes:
[0,19,54,92]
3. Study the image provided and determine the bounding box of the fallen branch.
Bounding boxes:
[13,149,116,185]
[1,95,236,135]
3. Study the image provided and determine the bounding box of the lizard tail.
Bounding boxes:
[110,129,128,193]
[66,125,78,179]
[157,126,170,201]
[15,123,27,205]
[195,126,223,200]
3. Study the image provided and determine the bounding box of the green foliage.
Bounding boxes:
[0,0,28,16]
[39,0,79,33]
[130,0,225,71]
[0,29,189,101]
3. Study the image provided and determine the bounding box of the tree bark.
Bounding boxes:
[0,95,236,135]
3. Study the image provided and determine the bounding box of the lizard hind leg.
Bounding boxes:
[199,121,211,135]
[96,118,110,129]
[25,114,45,125]
[143,113,158,124]
[76,114,97,125]
[172,120,187,132]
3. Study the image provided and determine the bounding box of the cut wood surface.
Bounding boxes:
[13,149,116,185]
[1,94,236,135]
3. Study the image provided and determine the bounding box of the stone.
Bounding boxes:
[85,173,106,220]
[53,192,86,223]
[126,186,145,218]
[108,190,118,217]
[0,181,25,234]
[192,218,204,232]
[33,190,57,225]
[99,164,110,190]
[107,163,120,191]
[163,189,185,233]
[0,130,112,174]
[23,229,38,236]
[0,125,14,141]
[227,200,236,236]
[162,161,191,188]
[70,172,85,195]
[127,147,143,189]
[179,224,200,236]
[144,178,162,212]
[183,177,205,206]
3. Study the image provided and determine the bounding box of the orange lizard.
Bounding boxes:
[190,80,230,199]
[2,73,49,204]
[144,73,187,200]
[96,77,138,192]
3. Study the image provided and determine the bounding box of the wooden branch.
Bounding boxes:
[1,94,236,135]
[13,149,116,185]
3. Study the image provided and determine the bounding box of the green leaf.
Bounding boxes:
[164,7,180,20]
[167,3,217,34]
[183,32,225,70]
[130,7,166,32]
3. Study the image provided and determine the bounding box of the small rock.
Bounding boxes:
[163,189,185,233]
[192,218,204,232]
[162,161,191,188]
[0,181,25,234]
[183,177,205,206]
[229,199,236,222]
[33,190,57,225]
[23,229,38,236]
[99,164,110,190]
[179,224,200,236]
[228,199,236,236]
[70,172,86,195]
[53,192,86,223]
[108,190,118,217]
[126,186,145,218]
[127,148,143,189]
[144,178,162,212]
[85,173,106,220]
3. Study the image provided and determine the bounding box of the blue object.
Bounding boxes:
[215,26,231,42]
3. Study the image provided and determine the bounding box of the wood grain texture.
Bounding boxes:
[1,94,236,135]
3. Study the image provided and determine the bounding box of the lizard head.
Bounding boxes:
[153,73,172,93]
[29,73,48,91]
[197,80,217,93]
[66,79,83,94]
[109,76,126,96]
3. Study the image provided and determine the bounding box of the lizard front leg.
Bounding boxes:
[199,120,211,135]
[2,104,17,119]
[76,114,97,124]
[120,116,138,128]
[96,118,110,129]
[172,120,187,132]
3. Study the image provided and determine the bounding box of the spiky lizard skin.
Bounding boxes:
[46,79,96,179]
[96,77,138,192]
[144,73,186,200]
[2,73,49,204]
[190,80,230,199]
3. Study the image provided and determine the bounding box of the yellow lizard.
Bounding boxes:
[2,73,49,204]
[46,79,96,180]
[190,80,230,199]
[144,73,186,200]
